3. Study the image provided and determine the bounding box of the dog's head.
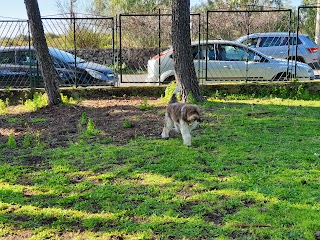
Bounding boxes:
[181,105,202,123]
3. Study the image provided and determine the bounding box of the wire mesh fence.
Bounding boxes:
[0,17,116,88]
[203,9,295,82]
[0,7,319,89]
[118,13,201,84]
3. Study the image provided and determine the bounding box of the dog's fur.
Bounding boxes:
[161,93,202,146]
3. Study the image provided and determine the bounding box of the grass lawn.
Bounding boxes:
[0,96,320,239]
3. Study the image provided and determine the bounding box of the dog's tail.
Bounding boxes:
[168,85,181,104]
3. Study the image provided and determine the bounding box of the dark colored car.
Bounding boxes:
[0,46,117,87]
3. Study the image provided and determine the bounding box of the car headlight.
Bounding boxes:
[86,69,103,80]
[107,73,116,78]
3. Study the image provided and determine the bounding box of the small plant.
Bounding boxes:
[160,81,181,104]
[0,99,8,114]
[80,112,87,126]
[29,118,48,123]
[7,117,23,124]
[87,118,96,133]
[187,92,196,104]
[34,130,46,149]
[296,84,311,100]
[139,97,154,111]
[123,118,133,128]
[109,62,127,72]
[7,133,16,148]
[23,92,48,111]
[22,134,32,148]
[61,94,74,104]
[80,118,100,138]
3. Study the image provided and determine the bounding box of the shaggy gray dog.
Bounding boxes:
[161,92,202,146]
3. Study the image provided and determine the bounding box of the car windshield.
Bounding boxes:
[49,48,86,64]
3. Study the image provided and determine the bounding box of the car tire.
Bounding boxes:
[162,75,175,84]
[272,72,292,81]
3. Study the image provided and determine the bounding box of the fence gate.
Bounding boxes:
[205,9,293,82]
[118,12,201,85]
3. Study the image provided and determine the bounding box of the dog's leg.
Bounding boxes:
[161,113,173,139]
[179,120,192,146]
[174,122,180,132]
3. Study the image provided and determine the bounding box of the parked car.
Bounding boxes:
[147,40,315,84]
[235,32,320,69]
[0,46,118,86]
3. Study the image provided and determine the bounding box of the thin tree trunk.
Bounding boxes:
[24,0,62,106]
[172,0,204,103]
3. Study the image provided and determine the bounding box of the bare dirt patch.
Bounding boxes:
[0,97,167,147]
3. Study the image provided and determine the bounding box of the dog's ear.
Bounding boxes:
[169,93,178,104]
[193,107,202,122]
[181,105,188,121]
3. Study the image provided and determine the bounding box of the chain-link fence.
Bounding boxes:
[203,9,296,82]
[0,17,115,88]
[0,7,319,89]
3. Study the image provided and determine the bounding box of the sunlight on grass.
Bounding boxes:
[214,97,320,107]
[134,173,173,186]
[1,97,320,239]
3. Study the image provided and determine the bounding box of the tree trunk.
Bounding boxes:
[172,0,204,103]
[24,0,62,106]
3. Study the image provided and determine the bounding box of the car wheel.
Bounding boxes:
[272,72,292,81]
[296,56,305,63]
[162,75,175,84]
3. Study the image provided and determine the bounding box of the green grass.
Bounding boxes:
[0,97,320,239]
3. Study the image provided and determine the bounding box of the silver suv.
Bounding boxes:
[235,32,320,69]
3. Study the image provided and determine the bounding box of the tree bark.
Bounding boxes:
[172,0,204,103]
[24,0,62,106]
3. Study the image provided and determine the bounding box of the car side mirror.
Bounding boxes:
[253,55,261,62]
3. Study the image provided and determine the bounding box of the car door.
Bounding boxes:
[192,43,215,81]
[0,49,30,86]
[205,43,248,81]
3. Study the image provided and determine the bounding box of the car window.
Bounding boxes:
[193,44,216,60]
[241,37,258,48]
[277,37,300,46]
[53,58,67,68]
[218,44,248,61]
[0,51,16,64]
[193,45,205,59]
[49,48,85,64]
[18,50,38,65]
[259,37,283,47]
[294,36,302,45]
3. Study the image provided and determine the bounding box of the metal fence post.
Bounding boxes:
[158,9,161,85]
[119,14,123,84]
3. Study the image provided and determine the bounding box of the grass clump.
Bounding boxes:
[160,81,181,103]
[123,118,133,128]
[0,98,9,114]
[6,133,16,148]
[139,97,154,111]
[0,99,7,114]
[78,115,101,140]
[23,92,48,111]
